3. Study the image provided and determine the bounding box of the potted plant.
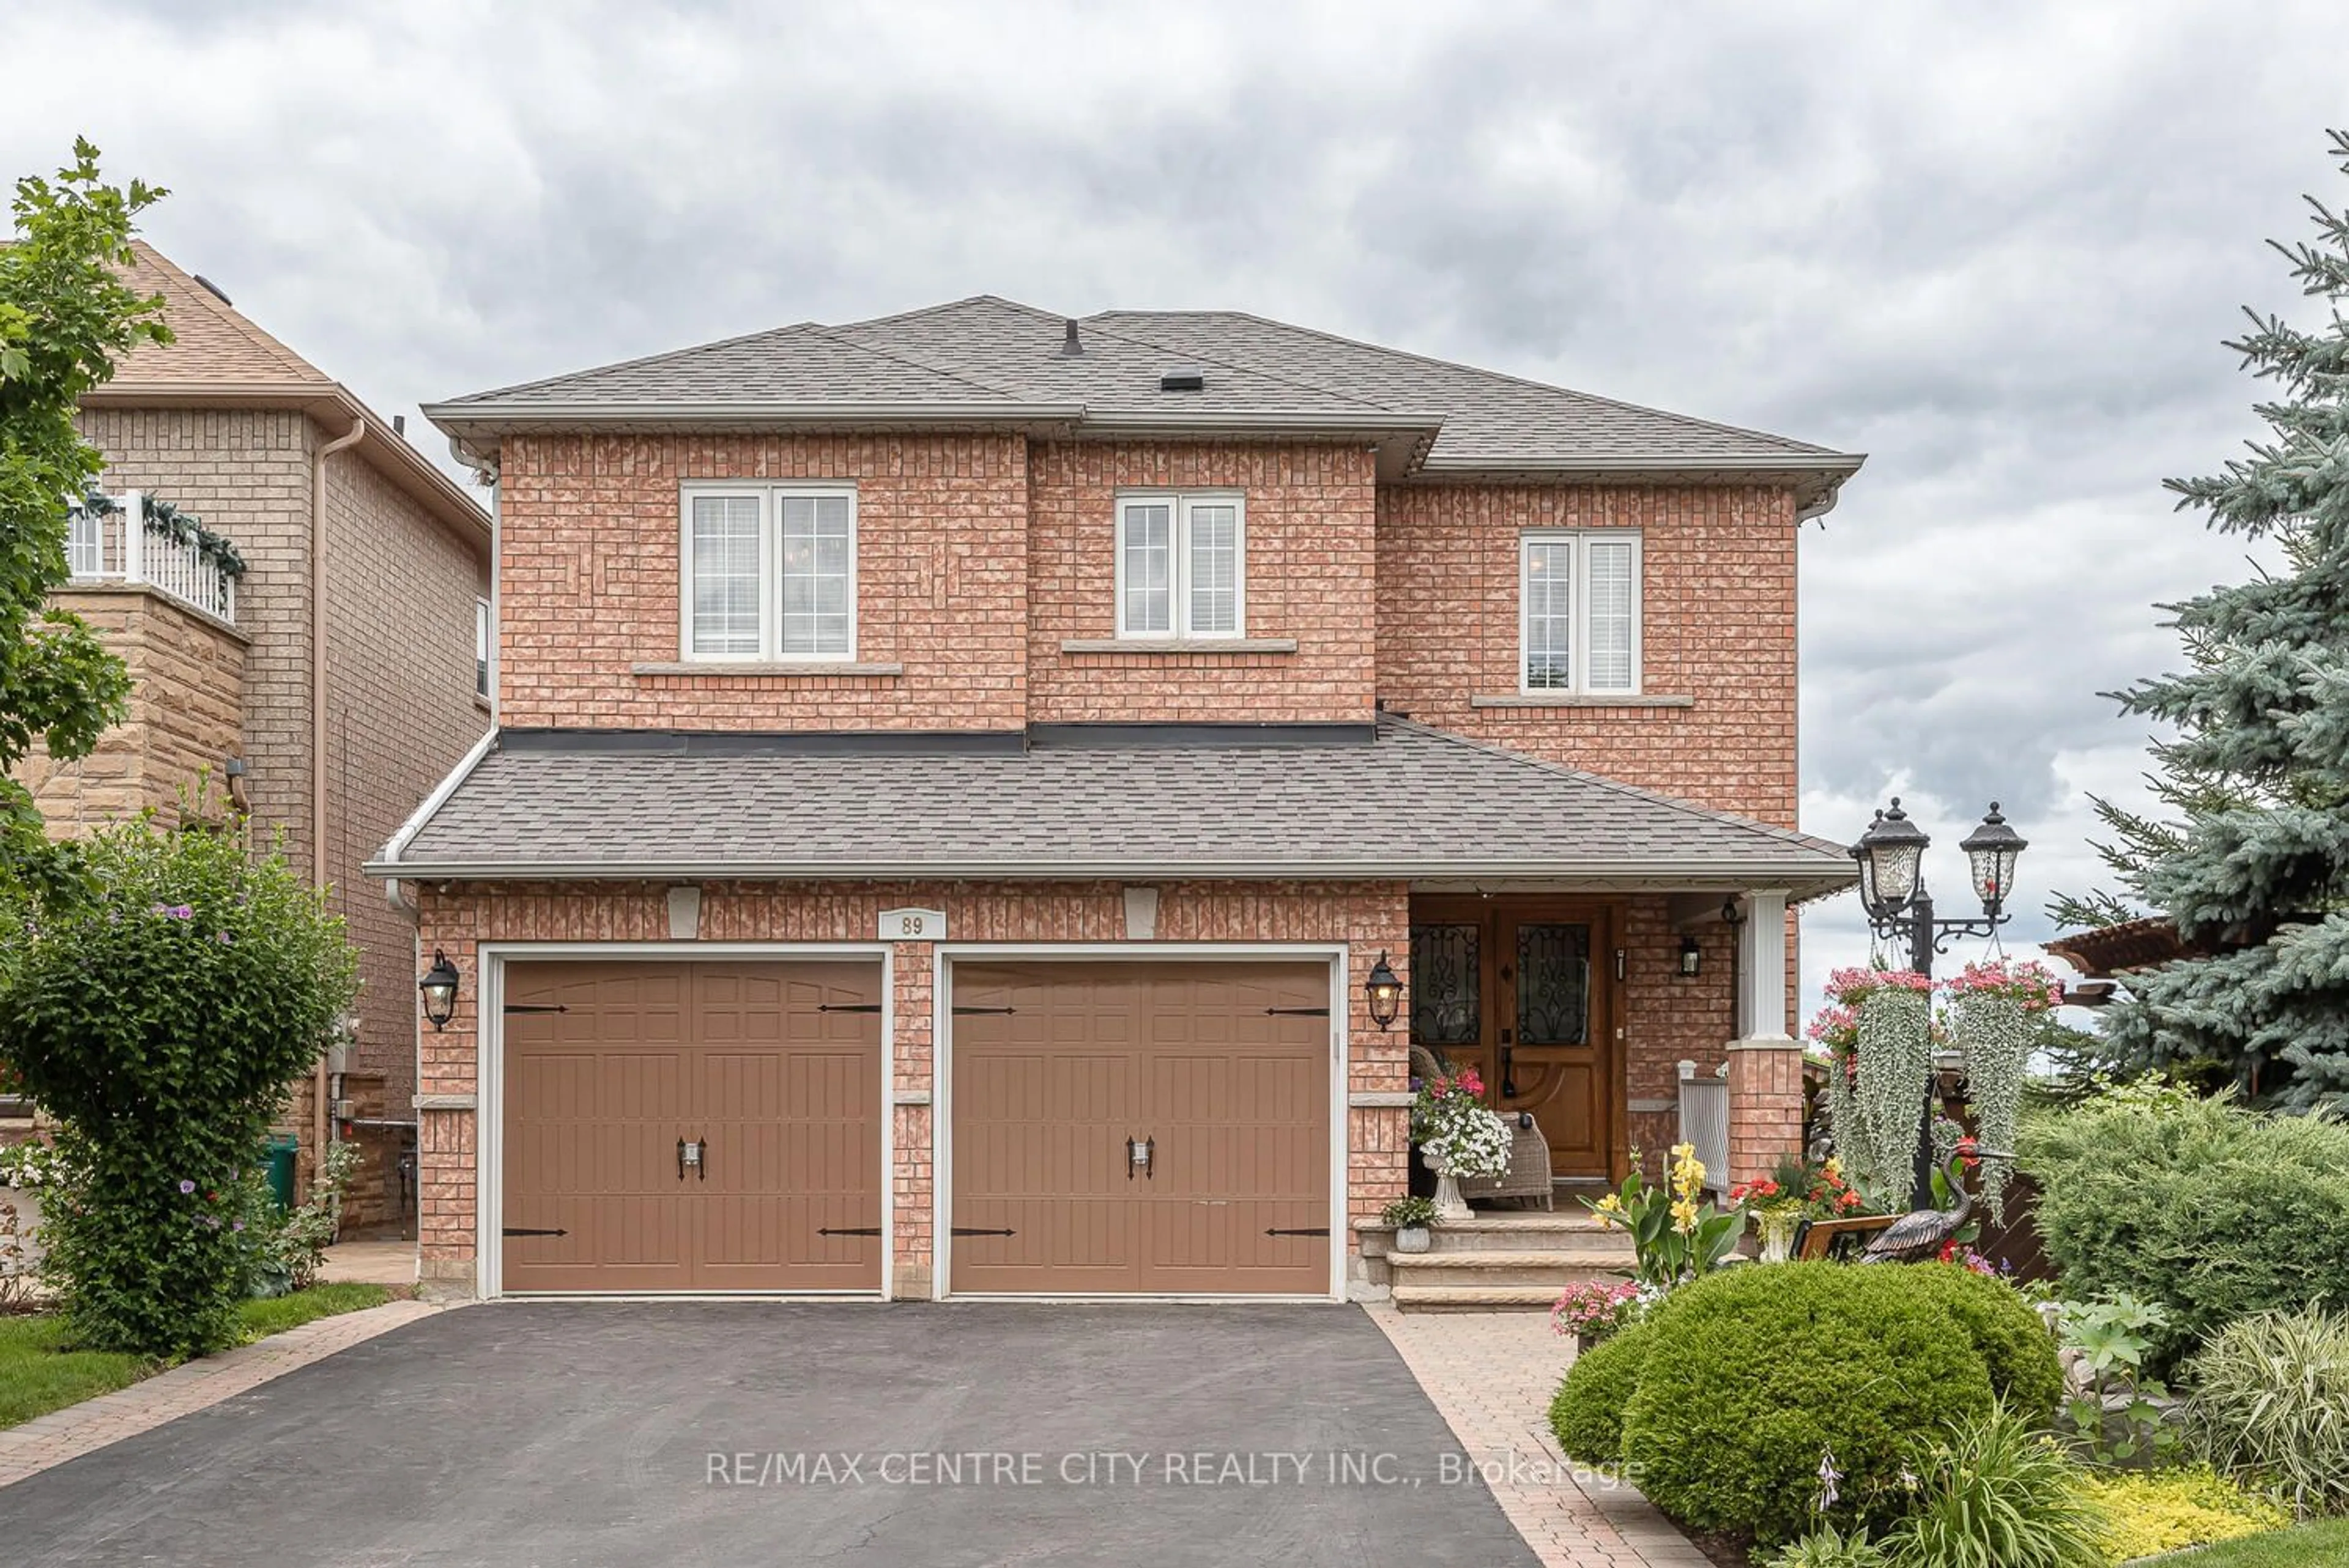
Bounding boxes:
[1411,1066,1512,1219]
[1382,1195,1437,1254]
[1732,1153,1865,1262]
[1551,1277,1642,1354]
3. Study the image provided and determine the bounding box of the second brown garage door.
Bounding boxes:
[949,961,1332,1295]
[500,960,882,1293]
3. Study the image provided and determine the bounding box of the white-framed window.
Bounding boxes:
[678,483,858,661]
[1520,530,1642,694]
[474,597,491,698]
[1115,491,1245,639]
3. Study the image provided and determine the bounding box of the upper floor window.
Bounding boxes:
[681,484,857,661]
[1521,530,1641,694]
[475,598,491,698]
[1116,492,1244,639]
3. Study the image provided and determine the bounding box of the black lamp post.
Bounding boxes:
[419,948,461,1031]
[1850,800,2028,1207]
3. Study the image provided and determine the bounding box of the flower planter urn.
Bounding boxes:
[1392,1225,1432,1255]
[1422,1148,1472,1222]
[1756,1211,1802,1264]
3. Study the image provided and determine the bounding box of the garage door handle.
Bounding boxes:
[1127,1135,1154,1180]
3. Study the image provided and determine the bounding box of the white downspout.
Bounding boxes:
[310,414,366,1187]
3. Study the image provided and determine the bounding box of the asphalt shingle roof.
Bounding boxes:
[427,295,1861,486]
[374,716,1855,893]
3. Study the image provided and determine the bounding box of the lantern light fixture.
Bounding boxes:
[1364,951,1403,1031]
[419,948,461,1031]
[1678,934,1702,978]
[1851,798,1930,921]
[1958,802,2028,920]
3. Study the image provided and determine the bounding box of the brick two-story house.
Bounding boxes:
[371,298,1861,1299]
[11,245,493,1230]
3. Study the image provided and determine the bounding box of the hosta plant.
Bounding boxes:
[1877,1405,2109,1568]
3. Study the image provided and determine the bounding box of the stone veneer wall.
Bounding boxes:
[16,584,246,826]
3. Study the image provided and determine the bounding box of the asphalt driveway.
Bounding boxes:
[2,1303,1542,1567]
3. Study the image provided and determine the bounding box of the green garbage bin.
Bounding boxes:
[264,1134,299,1214]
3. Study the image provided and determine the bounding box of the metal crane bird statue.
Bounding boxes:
[1860,1147,2008,1264]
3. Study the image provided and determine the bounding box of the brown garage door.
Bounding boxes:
[949,961,1331,1295]
[501,960,882,1293]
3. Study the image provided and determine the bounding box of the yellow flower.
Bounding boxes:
[1823,1156,1844,1180]
[1670,1197,1699,1235]
[1590,1192,1625,1230]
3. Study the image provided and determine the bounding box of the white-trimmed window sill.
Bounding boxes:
[633,660,905,678]
[1469,693,1695,708]
[1060,637,1298,655]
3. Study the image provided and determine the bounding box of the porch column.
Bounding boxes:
[1727,889,1803,1186]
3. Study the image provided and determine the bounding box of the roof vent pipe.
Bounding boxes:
[1061,319,1083,357]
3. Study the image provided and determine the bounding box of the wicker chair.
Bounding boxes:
[1456,1113,1555,1209]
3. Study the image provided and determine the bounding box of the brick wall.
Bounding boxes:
[15,585,245,827]
[322,448,489,1228]
[495,433,1030,732]
[76,406,489,1215]
[1375,481,1801,823]
[76,408,318,846]
[410,878,1408,1295]
[1027,441,1378,723]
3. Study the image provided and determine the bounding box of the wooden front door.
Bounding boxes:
[949,961,1331,1295]
[500,960,883,1293]
[1408,898,1620,1180]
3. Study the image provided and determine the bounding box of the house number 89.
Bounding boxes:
[880,908,947,942]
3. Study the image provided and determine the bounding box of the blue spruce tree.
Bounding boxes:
[2088,131,2349,1109]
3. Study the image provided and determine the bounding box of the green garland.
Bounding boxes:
[72,491,248,580]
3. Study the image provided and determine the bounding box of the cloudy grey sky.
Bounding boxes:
[6,1,2336,1016]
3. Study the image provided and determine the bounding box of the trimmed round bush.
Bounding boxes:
[1898,1262,2065,1425]
[1618,1263,2056,1544]
[1548,1321,1655,1463]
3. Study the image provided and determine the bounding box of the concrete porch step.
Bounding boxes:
[1389,1282,1574,1313]
[1388,1249,1632,1293]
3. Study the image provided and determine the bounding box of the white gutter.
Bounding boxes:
[375,724,500,915]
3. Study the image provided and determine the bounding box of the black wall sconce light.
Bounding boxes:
[1678,934,1703,978]
[418,948,461,1031]
[1364,951,1404,1031]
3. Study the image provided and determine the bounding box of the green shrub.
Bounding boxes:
[1877,1405,2109,1568]
[1548,1321,1654,1463]
[2022,1086,2349,1374]
[1616,1263,2061,1544]
[2185,1305,2349,1515]
[0,817,357,1356]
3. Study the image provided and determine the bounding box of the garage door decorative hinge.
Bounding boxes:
[1264,1006,1331,1016]
[503,1003,569,1014]
[817,1003,883,1014]
[949,1226,1017,1237]
[949,1005,1017,1015]
[817,1226,883,1237]
[1263,1227,1330,1237]
[502,1226,569,1237]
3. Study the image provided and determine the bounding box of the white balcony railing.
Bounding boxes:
[66,491,239,625]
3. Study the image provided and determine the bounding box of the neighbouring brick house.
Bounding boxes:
[370,298,1861,1300]
[9,245,492,1232]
